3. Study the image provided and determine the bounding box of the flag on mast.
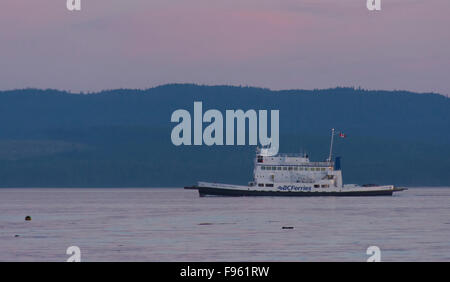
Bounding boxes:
[339,132,346,138]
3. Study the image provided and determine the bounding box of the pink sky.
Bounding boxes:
[1,0,449,95]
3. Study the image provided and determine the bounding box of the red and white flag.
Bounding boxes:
[339,132,346,138]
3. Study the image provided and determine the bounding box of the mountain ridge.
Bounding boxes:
[1,84,445,97]
[0,84,449,187]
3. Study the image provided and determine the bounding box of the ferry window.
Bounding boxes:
[314,184,320,188]
[288,167,293,171]
[283,167,287,171]
[257,156,263,163]
[294,167,298,171]
[321,168,326,171]
[305,167,309,171]
[277,167,282,170]
[299,167,304,171]
[258,183,264,187]
[265,183,274,187]
[261,166,265,170]
[321,184,329,188]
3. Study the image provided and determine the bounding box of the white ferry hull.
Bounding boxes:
[185,183,405,197]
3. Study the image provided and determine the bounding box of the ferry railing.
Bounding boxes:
[258,161,333,167]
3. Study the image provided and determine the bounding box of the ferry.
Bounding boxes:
[185,129,406,197]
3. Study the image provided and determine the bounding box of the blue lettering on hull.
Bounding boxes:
[277,186,312,191]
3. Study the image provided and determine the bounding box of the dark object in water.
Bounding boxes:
[184,186,198,190]
[25,216,31,221]
[282,226,294,229]
[14,234,20,237]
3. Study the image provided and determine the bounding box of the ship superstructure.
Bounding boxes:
[185,129,405,197]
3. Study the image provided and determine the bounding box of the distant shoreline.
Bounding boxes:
[0,83,447,97]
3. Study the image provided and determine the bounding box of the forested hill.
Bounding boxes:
[0,84,449,187]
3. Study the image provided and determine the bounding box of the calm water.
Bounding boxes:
[0,187,449,261]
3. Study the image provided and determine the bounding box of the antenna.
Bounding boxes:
[327,128,335,162]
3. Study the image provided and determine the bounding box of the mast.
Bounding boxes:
[327,128,335,162]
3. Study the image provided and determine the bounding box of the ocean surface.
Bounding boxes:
[0,187,449,262]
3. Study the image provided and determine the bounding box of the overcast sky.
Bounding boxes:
[1,0,449,95]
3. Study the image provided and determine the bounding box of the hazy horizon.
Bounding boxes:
[0,84,447,97]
